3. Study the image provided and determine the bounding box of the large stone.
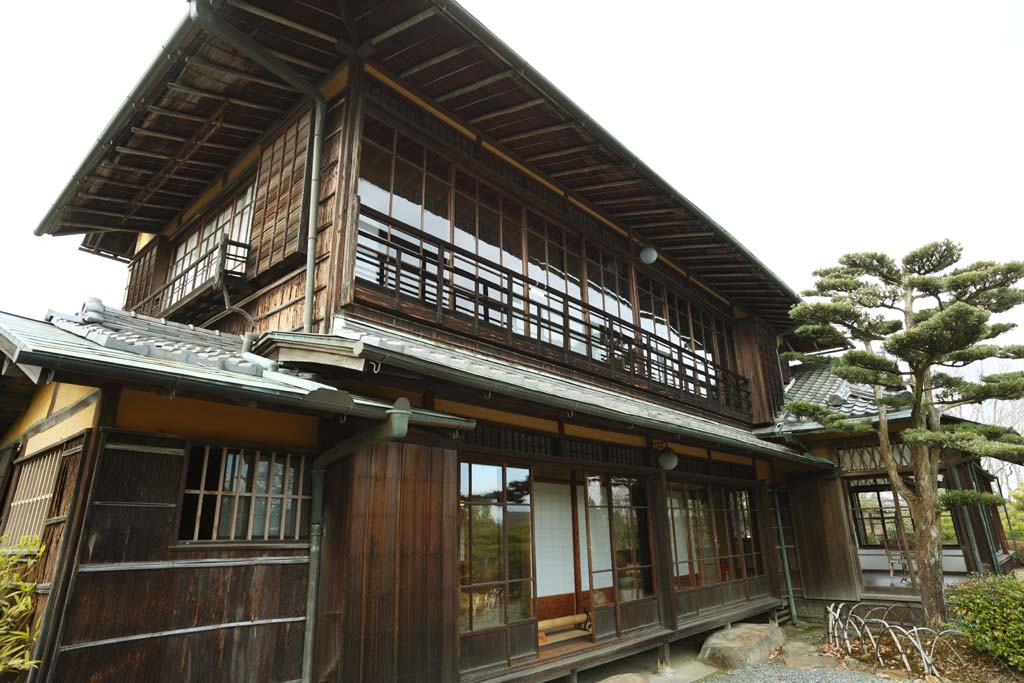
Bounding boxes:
[696,623,786,669]
[594,676,648,683]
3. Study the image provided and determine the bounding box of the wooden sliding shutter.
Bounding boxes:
[733,317,786,425]
[248,107,314,279]
[787,476,862,601]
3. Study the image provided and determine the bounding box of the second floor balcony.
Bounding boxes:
[125,234,250,324]
[353,207,753,422]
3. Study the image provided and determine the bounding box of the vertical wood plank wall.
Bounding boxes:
[787,476,862,602]
[732,317,786,426]
[315,441,458,683]
[47,430,308,682]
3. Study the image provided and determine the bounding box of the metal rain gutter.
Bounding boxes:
[33,14,201,238]
[301,398,412,683]
[188,0,326,333]
[353,342,831,468]
[427,0,801,306]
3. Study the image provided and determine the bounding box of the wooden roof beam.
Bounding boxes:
[499,121,575,144]
[550,163,616,179]
[527,144,597,163]
[184,57,298,92]
[437,70,515,103]
[614,208,680,219]
[401,43,475,78]
[573,178,643,193]
[166,83,284,113]
[227,0,336,43]
[368,7,439,47]
[593,195,663,206]
[470,97,545,124]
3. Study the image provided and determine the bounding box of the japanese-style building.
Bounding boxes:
[0,2,1016,682]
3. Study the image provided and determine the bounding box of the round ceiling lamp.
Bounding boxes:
[639,245,659,265]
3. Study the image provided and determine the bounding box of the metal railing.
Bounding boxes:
[129,234,249,318]
[354,210,753,420]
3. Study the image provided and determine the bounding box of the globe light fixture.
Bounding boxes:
[639,245,659,265]
[656,446,678,471]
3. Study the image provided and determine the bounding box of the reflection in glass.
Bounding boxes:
[507,505,532,580]
[471,586,505,630]
[470,505,503,583]
[506,468,530,504]
[509,580,533,622]
[470,463,501,502]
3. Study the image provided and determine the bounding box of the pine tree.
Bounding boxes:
[785,240,1024,627]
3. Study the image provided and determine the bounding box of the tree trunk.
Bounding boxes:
[911,488,947,629]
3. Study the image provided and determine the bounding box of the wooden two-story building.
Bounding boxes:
[3,1,990,681]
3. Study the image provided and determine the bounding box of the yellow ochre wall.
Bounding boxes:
[2,383,98,455]
[115,389,317,449]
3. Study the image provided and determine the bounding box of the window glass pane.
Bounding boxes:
[470,464,501,503]
[469,504,503,583]
[459,588,471,633]
[459,504,469,584]
[613,506,634,568]
[610,477,632,507]
[391,158,423,228]
[586,475,608,507]
[509,580,533,622]
[270,496,286,537]
[617,569,636,602]
[358,142,392,214]
[459,462,470,502]
[471,586,505,630]
[506,468,530,504]
[362,115,393,149]
[507,505,532,580]
[424,173,451,241]
[588,507,612,572]
[591,571,615,605]
[216,497,234,540]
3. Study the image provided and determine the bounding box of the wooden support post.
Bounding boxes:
[656,641,673,675]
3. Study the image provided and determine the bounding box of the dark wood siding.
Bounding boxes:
[315,441,458,683]
[48,430,307,683]
[733,317,786,426]
[787,476,862,601]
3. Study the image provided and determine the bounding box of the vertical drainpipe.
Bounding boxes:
[772,488,802,626]
[302,398,411,682]
[188,0,326,334]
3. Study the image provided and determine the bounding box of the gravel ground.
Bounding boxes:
[707,663,880,683]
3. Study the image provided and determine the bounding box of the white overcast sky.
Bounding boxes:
[0,1,1022,343]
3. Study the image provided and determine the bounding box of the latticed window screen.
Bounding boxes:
[178,445,311,542]
[838,443,913,472]
[2,445,64,543]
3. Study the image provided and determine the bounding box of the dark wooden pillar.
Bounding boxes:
[650,470,677,630]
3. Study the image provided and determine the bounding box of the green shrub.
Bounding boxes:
[947,574,1024,671]
[0,536,42,674]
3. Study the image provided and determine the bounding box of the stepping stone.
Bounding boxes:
[697,624,786,669]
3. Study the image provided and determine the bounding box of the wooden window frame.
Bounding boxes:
[176,443,311,544]
[165,177,256,308]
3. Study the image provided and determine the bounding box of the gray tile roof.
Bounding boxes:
[0,299,473,430]
[766,362,912,435]
[286,315,834,469]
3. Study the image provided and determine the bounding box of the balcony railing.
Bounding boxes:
[354,209,753,421]
[129,234,249,320]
